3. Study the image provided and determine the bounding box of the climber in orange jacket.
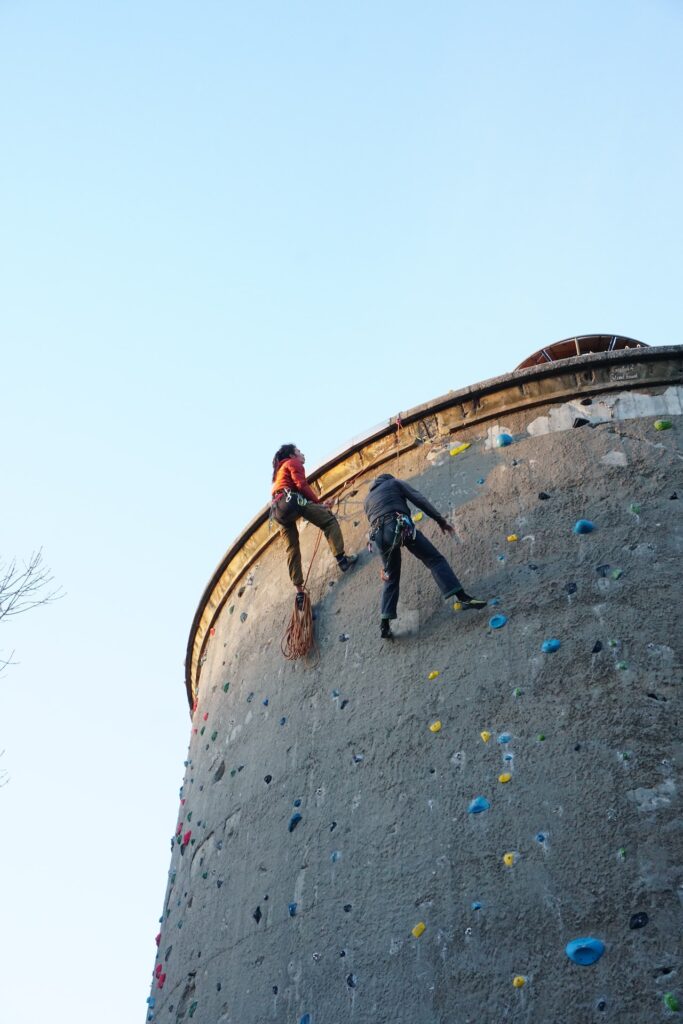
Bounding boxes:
[271,444,356,604]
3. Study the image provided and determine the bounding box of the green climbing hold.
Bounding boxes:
[200,726,205,736]
[654,420,672,431]
[617,847,627,859]
[611,568,623,580]
[663,993,680,1012]
[513,687,522,697]
[188,1002,198,1018]
[629,503,640,515]
[223,682,230,692]
[616,661,628,670]
[608,639,618,648]
[537,734,545,741]
[202,871,208,879]
[211,731,218,741]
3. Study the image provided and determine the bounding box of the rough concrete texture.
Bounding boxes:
[149,392,682,1024]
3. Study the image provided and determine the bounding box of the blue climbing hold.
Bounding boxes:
[477,477,485,485]
[471,901,482,910]
[503,753,513,762]
[288,813,302,833]
[489,597,501,606]
[330,850,342,862]
[565,937,605,965]
[262,698,269,706]
[496,433,513,447]
[535,832,548,844]
[573,519,595,534]
[498,733,512,744]
[468,796,491,814]
[293,798,302,807]
[299,1016,311,1024]
[497,554,506,562]
[288,902,298,917]
[147,997,156,1007]
[489,614,507,629]
[280,717,287,726]
[332,689,340,698]
[541,638,561,653]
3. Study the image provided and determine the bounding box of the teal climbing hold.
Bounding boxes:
[565,937,605,965]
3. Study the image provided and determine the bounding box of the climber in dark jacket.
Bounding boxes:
[364,473,485,638]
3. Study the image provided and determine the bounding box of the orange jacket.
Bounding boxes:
[271,457,319,503]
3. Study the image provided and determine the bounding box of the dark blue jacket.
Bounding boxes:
[364,474,445,526]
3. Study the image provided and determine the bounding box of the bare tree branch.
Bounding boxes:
[0,549,63,622]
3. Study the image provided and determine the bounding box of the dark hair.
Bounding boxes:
[272,443,298,480]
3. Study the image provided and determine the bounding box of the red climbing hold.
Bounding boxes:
[155,933,161,947]
[183,830,192,846]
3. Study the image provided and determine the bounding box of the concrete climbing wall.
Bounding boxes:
[148,370,682,1023]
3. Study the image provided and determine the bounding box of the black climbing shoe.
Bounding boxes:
[295,591,306,610]
[337,553,358,572]
[380,619,394,639]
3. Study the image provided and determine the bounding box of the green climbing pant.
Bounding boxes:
[279,502,344,588]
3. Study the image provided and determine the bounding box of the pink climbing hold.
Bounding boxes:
[183,830,192,846]
[203,712,209,721]
[210,627,215,637]
[176,822,183,835]
[157,973,166,989]
[155,933,161,947]
[155,963,163,977]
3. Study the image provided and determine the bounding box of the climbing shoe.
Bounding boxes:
[295,591,306,610]
[337,553,358,572]
[453,593,487,611]
[380,618,394,640]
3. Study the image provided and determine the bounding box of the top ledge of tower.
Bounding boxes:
[515,334,647,370]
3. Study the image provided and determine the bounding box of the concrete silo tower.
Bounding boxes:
[149,337,682,1023]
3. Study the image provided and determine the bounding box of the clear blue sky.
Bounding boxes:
[1,2,680,1021]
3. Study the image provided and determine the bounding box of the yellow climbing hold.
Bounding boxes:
[411,921,426,938]
[450,442,471,457]
[429,720,442,733]
[480,730,492,743]
[498,772,512,783]
[412,511,424,522]
[507,534,518,542]
[503,852,516,867]
[512,976,526,988]
[453,601,463,611]
[427,671,440,680]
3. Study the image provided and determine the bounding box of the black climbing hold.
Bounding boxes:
[592,641,603,653]
[647,692,667,702]
[429,768,435,774]
[288,902,297,917]
[247,692,254,702]
[339,949,347,957]
[343,904,352,913]
[240,612,248,622]
[288,813,302,832]
[272,986,278,995]
[565,581,577,594]
[213,762,225,783]
[572,417,589,428]
[217,983,221,992]
[538,492,550,500]
[574,744,581,751]
[330,821,337,831]
[346,974,357,988]
[253,906,262,924]
[528,563,538,570]
[217,879,223,888]
[340,699,349,710]
[580,397,593,406]
[670,492,678,500]
[596,564,610,577]
[629,912,649,930]
[597,999,607,1011]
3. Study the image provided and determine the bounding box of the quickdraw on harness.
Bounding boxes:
[370,511,416,555]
